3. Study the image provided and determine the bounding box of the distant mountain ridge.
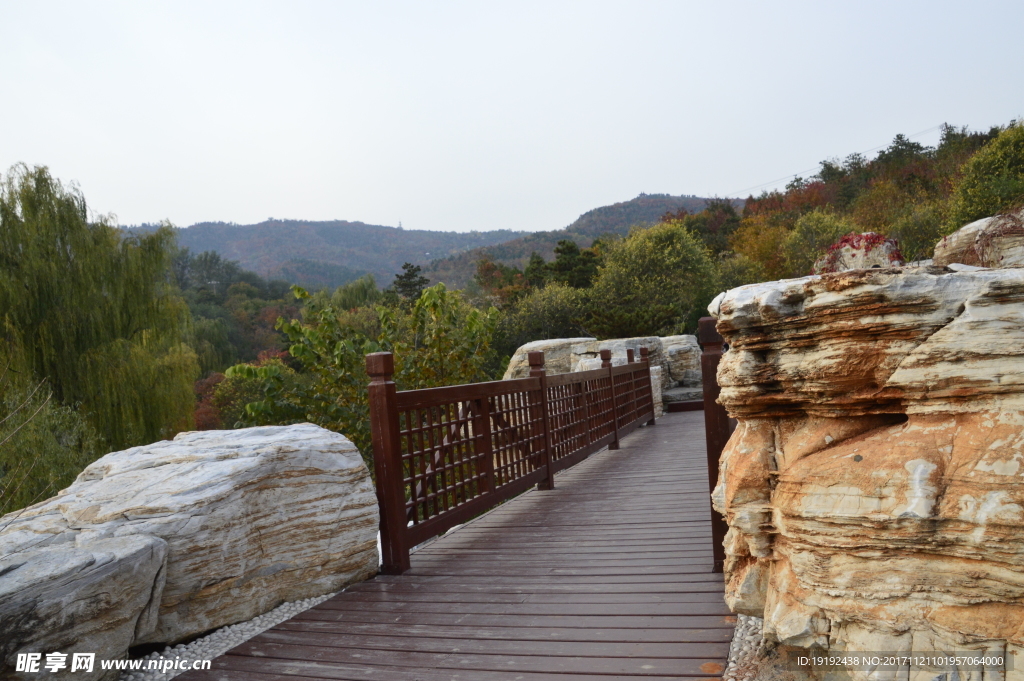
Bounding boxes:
[129,220,528,289]
[423,193,743,289]
[126,194,740,290]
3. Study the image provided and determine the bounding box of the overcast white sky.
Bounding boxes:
[2,1,1021,232]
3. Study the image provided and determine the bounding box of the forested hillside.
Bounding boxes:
[424,194,740,288]
[128,220,529,289]
[723,122,1020,280]
[6,119,1023,516]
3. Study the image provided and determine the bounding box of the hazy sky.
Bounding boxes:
[2,1,1021,232]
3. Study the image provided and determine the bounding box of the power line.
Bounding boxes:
[725,124,945,198]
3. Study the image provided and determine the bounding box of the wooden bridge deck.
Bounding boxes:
[181,410,732,681]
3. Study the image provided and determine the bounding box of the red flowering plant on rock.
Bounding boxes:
[813,232,904,274]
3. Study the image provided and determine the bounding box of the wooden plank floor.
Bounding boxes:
[180,410,732,681]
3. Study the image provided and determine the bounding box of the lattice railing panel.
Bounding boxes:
[488,389,544,488]
[399,400,489,525]
[545,381,589,462]
[583,374,616,441]
[368,350,657,574]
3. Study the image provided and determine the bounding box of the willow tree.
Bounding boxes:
[0,164,198,452]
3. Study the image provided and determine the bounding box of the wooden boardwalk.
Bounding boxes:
[181,410,732,681]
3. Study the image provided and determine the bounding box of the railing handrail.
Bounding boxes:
[367,346,657,574]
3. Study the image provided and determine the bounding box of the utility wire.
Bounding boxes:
[725,124,945,198]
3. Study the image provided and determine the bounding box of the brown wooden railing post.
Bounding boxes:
[640,346,656,426]
[698,317,730,574]
[528,351,555,490]
[473,395,496,495]
[602,349,621,450]
[366,352,411,575]
[625,348,638,423]
[578,376,592,448]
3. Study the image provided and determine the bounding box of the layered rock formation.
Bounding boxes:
[505,335,700,418]
[569,337,668,376]
[812,232,903,274]
[503,337,595,379]
[504,335,700,389]
[934,208,1024,269]
[662,334,702,387]
[0,424,378,678]
[709,265,1024,680]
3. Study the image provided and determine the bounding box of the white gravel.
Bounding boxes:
[118,591,339,681]
[723,614,764,681]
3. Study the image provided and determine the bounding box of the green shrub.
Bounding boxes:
[495,283,591,358]
[586,221,718,338]
[717,252,767,290]
[887,199,947,262]
[782,209,858,276]
[945,123,1024,232]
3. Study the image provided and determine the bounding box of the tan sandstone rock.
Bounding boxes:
[649,366,664,418]
[709,265,1024,680]
[569,337,668,376]
[661,334,701,387]
[0,423,379,655]
[934,208,1024,268]
[502,338,595,379]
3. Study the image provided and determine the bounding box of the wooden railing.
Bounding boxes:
[366,347,657,574]
[698,316,732,574]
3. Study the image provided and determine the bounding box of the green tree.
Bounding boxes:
[495,283,591,358]
[673,199,742,254]
[586,221,718,338]
[305,274,381,315]
[886,199,947,263]
[945,123,1024,231]
[716,253,766,291]
[172,246,295,374]
[229,283,498,464]
[548,240,601,288]
[0,164,198,451]
[392,262,430,300]
[524,252,549,287]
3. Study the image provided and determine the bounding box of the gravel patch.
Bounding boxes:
[119,591,338,681]
[723,614,764,681]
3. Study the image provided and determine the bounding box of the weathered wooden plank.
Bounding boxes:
[256,630,731,658]
[222,640,728,677]
[186,655,724,681]
[271,620,735,644]
[346,580,727,595]
[314,590,729,604]
[292,608,734,629]
[312,599,731,616]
